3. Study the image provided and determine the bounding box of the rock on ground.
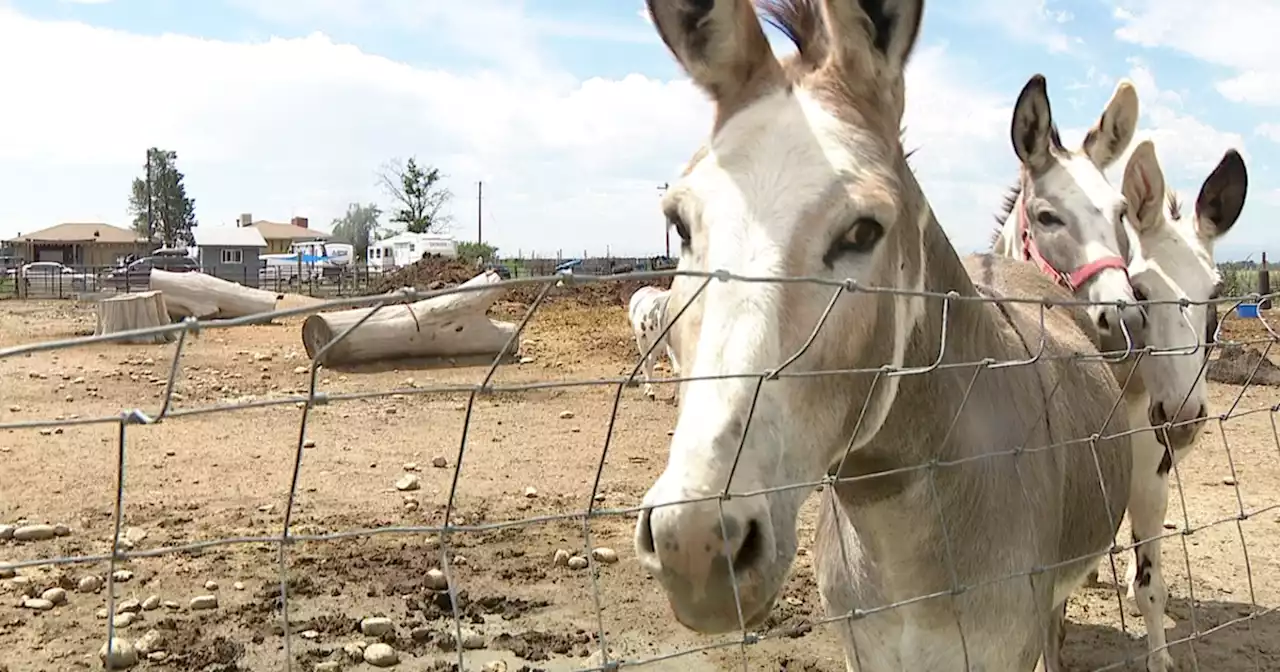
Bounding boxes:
[12,524,56,541]
[362,642,399,667]
[189,595,218,610]
[360,616,394,637]
[99,638,139,669]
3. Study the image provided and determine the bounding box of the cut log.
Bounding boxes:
[94,291,177,344]
[150,269,279,320]
[301,270,517,366]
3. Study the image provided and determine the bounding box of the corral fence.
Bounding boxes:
[2,269,1278,671]
[0,257,676,301]
[0,264,382,300]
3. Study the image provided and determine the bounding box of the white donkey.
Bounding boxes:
[635,1,1132,670]
[1107,139,1246,671]
[628,285,680,400]
[991,75,1146,355]
[998,110,1248,672]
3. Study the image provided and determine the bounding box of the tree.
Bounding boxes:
[455,242,498,265]
[377,157,452,234]
[128,148,198,247]
[330,203,384,261]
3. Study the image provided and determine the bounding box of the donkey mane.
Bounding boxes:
[995,181,1021,225]
[1167,192,1183,220]
[758,0,827,66]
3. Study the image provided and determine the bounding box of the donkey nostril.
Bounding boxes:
[731,519,764,574]
[637,509,656,555]
[1096,312,1111,333]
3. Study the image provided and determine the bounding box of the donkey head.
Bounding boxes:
[1009,75,1146,353]
[635,0,931,634]
[1121,140,1247,449]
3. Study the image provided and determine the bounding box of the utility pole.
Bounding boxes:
[658,182,670,258]
[145,148,154,241]
[477,181,483,245]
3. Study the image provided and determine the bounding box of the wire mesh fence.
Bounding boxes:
[0,268,1277,671]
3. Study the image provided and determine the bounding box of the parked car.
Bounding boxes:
[19,262,96,294]
[104,255,199,291]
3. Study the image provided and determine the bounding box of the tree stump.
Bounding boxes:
[94,291,178,344]
[300,270,516,367]
[150,269,279,321]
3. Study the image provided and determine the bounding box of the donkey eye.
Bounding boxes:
[1036,211,1064,227]
[838,218,884,253]
[668,214,691,247]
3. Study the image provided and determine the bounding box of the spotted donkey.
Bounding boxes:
[628,285,681,401]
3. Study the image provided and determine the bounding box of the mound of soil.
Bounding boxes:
[371,256,477,294]
[1207,343,1280,386]
[504,275,674,309]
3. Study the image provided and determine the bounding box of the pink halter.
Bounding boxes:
[1017,178,1128,293]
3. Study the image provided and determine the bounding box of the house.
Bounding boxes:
[370,232,457,271]
[238,213,331,254]
[193,226,268,287]
[3,222,157,268]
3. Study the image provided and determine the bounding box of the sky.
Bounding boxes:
[0,0,1276,261]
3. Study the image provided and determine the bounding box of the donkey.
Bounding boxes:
[1098,139,1247,672]
[991,75,1147,356]
[628,285,681,400]
[993,80,1249,669]
[634,1,1133,669]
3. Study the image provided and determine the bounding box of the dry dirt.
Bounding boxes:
[0,295,1278,672]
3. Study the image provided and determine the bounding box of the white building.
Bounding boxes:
[369,232,457,271]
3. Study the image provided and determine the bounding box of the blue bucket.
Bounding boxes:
[1237,303,1260,319]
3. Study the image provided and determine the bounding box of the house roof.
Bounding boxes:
[248,221,331,241]
[194,227,267,248]
[4,222,150,245]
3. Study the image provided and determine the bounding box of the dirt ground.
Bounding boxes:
[1,294,1279,672]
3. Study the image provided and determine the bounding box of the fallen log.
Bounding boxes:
[300,270,517,367]
[150,269,279,320]
[94,291,177,344]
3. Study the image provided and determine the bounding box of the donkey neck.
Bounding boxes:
[832,184,1047,500]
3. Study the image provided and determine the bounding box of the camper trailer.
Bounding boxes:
[369,233,457,272]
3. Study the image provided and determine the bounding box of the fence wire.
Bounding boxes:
[0,268,1277,671]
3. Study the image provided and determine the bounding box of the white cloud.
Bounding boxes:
[0,7,1016,257]
[1114,0,1280,107]
[1122,61,1247,174]
[945,0,1081,54]
[1257,123,1280,144]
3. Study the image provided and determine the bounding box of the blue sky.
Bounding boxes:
[0,0,1276,261]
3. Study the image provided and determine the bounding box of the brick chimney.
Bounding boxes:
[291,216,309,229]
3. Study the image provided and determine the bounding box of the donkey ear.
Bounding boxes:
[1121,139,1166,234]
[1195,149,1248,240]
[819,0,925,77]
[1010,74,1060,171]
[1082,79,1139,169]
[646,0,782,105]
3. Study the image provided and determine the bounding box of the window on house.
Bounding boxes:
[222,249,243,264]
[409,244,415,252]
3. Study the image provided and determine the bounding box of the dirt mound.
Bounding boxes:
[1207,343,1280,386]
[371,256,476,294]
[504,274,673,309]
